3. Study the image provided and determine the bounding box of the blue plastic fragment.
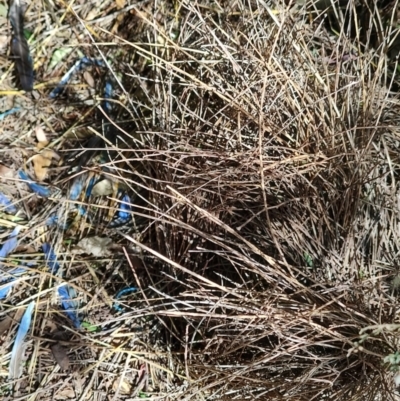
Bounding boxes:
[0,226,20,260]
[42,243,60,274]
[69,173,87,200]
[0,107,20,121]
[109,194,131,228]
[118,194,131,220]
[0,227,26,299]
[113,287,137,312]
[103,79,113,114]
[85,175,96,198]
[46,212,70,230]
[42,244,81,327]
[18,170,51,198]
[0,267,26,299]
[58,285,81,328]
[46,215,58,226]
[9,301,35,379]
[0,281,15,300]
[49,57,106,99]
[76,205,88,217]
[0,193,17,214]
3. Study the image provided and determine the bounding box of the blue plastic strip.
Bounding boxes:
[0,193,17,214]
[49,57,106,99]
[58,285,81,328]
[42,243,60,274]
[109,194,131,228]
[69,173,87,201]
[113,287,137,312]
[18,170,51,198]
[0,107,20,121]
[9,301,35,379]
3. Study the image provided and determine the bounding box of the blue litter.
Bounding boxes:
[0,107,20,121]
[103,79,113,114]
[0,228,23,298]
[49,57,106,99]
[0,226,21,259]
[0,267,26,300]
[69,173,88,200]
[85,175,97,198]
[109,194,131,228]
[113,287,137,312]
[58,285,81,328]
[0,192,17,214]
[9,301,35,379]
[49,56,113,116]
[43,243,81,327]
[42,243,60,274]
[46,214,69,230]
[18,170,51,198]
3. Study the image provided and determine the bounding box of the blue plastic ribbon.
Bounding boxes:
[18,170,51,198]
[9,301,35,379]
[113,287,137,312]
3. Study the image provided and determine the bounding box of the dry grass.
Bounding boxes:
[0,0,400,400]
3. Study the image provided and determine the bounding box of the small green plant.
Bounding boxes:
[303,252,313,268]
[384,352,400,371]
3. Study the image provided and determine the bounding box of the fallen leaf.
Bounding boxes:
[51,343,69,370]
[0,35,8,50]
[75,236,112,257]
[85,9,98,21]
[54,387,75,400]
[0,309,25,336]
[91,179,113,197]
[83,71,95,88]
[0,164,14,178]
[42,149,61,161]
[0,316,13,336]
[49,48,73,71]
[32,154,52,181]
[35,126,49,150]
[115,0,126,9]
[113,378,131,394]
[0,4,7,18]
[72,372,83,395]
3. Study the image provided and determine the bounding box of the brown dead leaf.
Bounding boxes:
[15,245,36,253]
[0,309,24,336]
[85,9,98,20]
[42,149,61,161]
[54,387,75,400]
[113,378,131,394]
[51,343,70,370]
[0,316,13,336]
[35,126,49,150]
[0,164,14,178]
[115,0,126,9]
[32,154,51,181]
[83,71,95,88]
[0,35,8,50]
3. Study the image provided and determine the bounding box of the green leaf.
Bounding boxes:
[23,29,32,40]
[0,3,8,17]
[49,48,73,70]
[81,321,100,332]
[303,252,313,268]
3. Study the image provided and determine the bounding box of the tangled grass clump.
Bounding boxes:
[1,0,400,400]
